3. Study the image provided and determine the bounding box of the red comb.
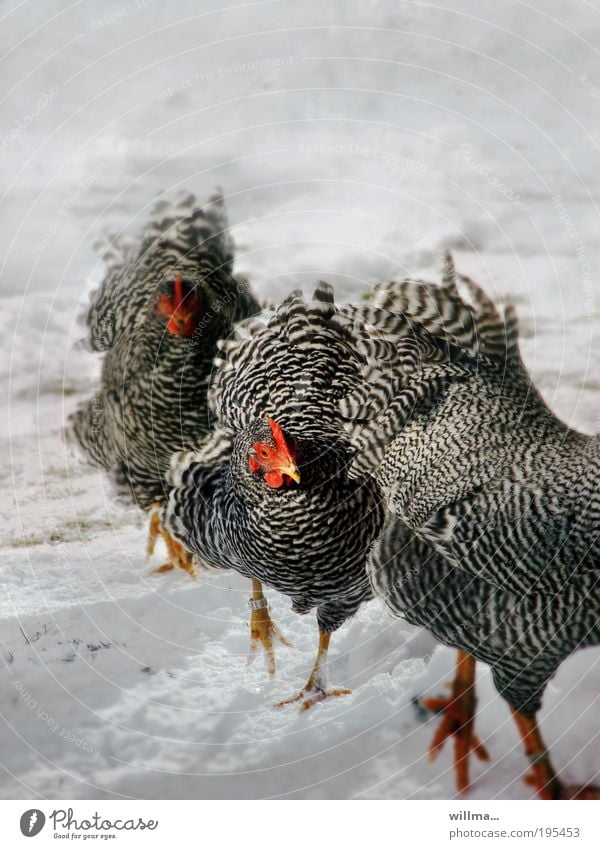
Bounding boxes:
[174,273,184,308]
[267,418,291,456]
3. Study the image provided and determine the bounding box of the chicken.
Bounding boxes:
[348,261,600,799]
[162,269,513,710]
[353,257,517,791]
[163,283,388,708]
[69,190,285,670]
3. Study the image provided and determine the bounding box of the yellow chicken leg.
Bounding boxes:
[147,502,197,578]
[248,579,292,675]
[276,631,351,711]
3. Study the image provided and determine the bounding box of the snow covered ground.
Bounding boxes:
[0,0,599,799]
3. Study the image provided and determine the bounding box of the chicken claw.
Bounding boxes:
[147,502,197,578]
[274,631,351,711]
[247,579,292,675]
[422,651,489,794]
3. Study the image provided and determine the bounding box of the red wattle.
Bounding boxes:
[264,470,284,489]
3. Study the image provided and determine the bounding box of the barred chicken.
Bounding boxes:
[163,284,389,708]
[347,261,600,799]
[163,254,598,798]
[162,270,508,710]
[69,190,288,670]
[355,260,517,792]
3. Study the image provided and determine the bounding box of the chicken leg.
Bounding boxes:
[423,650,489,793]
[147,503,197,577]
[275,631,351,711]
[248,578,292,676]
[511,708,600,800]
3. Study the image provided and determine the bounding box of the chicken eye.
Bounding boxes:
[259,447,270,458]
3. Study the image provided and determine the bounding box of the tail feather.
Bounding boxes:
[139,188,234,270]
[92,229,138,269]
[339,257,524,479]
[364,252,519,366]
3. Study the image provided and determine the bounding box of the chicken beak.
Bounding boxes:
[280,463,301,484]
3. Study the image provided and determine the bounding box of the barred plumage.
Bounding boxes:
[163,270,519,707]
[70,189,260,511]
[370,516,599,717]
[86,190,241,352]
[164,284,387,639]
[362,254,519,364]
[358,261,599,797]
[165,251,597,794]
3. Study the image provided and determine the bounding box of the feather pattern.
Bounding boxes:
[163,273,505,632]
[69,189,260,509]
[164,283,390,632]
[358,262,600,716]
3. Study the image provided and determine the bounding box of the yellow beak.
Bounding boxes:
[280,463,301,484]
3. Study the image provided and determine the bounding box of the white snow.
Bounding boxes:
[0,0,599,799]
